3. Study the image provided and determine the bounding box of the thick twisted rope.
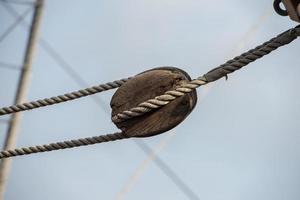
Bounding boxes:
[0,132,128,159]
[112,25,300,123]
[0,78,131,116]
[0,26,299,159]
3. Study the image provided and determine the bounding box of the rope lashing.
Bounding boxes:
[111,25,300,123]
[0,26,299,159]
[0,78,131,116]
[0,132,128,159]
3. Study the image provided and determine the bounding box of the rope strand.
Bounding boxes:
[0,132,128,159]
[112,25,300,123]
[0,78,131,116]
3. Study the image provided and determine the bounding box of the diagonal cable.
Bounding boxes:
[135,140,200,200]
[0,2,110,113]
[38,40,112,113]
[114,132,176,200]
[0,132,128,158]
[0,6,32,44]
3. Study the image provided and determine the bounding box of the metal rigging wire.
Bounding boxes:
[0,6,32,43]
[0,62,21,71]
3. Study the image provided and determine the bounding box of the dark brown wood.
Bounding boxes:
[110,67,197,138]
[283,0,300,22]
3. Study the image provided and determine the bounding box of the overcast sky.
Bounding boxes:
[0,0,300,200]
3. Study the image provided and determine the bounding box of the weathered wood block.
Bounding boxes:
[110,67,197,138]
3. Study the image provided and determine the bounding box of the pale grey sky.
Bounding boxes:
[0,0,300,200]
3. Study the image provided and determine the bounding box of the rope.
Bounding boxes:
[112,25,300,123]
[0,26,299,159]
[0,78,131,116]
[0,26,299,119]
[0,132,128,159]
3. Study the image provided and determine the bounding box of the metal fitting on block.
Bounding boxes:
[274,0,300,22]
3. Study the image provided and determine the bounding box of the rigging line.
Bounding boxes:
[4,24,298,156]
[111,26,300,123]
[0,0,34,6]
[0,132,128,158]
[1,26,299,117]
[203,7,273,99]
[115,132,176,200]
[0,62,21,71]
[0,0,298,170]
[38,40,113,113]
[0,2,117,113]
[135,140,200,200]
[0,6,32,44]
[230,8,273,56]
[0,5,200,200]
[0,78,129,116]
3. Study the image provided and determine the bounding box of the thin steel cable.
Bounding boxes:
[38,39,112,113]
[0,62,21,71]
[111,26,300,123]
[0,7,32,43]
[0,1,121,114]
[0,132,128,159]
[135,140,200,200]
[0,78,130,116]
[0,0,34,5]
[115,132,176,200]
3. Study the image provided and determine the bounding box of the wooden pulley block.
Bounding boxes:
[110,67,197,138]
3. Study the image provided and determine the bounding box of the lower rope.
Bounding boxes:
[0,132,129,159]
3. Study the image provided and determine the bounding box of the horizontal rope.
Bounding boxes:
[0,132,128,159]
[112,25,300,123]
[0,78,131,116]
